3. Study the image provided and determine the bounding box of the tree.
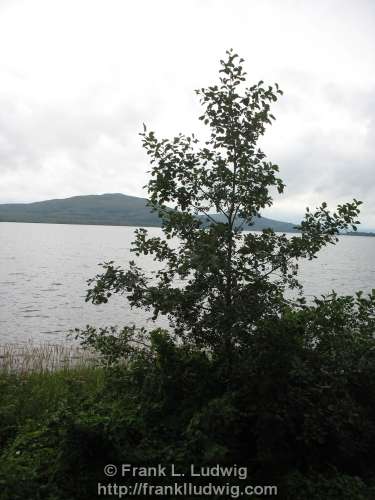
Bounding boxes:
[86,50,361,367]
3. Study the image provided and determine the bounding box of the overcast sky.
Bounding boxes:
[0,0,374,227]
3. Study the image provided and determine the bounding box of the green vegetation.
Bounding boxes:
[2,50,375,499]
[0,367,105,499]
[3,305,375,498]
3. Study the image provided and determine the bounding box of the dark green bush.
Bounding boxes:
[2,296,375,499]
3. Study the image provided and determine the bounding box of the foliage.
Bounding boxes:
[0,368,106,500]
[71,325,151,367]
[3,297,375,498]
[284,470,374,500]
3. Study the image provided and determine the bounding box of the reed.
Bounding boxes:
[0,341,98,373]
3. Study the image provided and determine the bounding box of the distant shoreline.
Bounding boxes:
[2,193,374,235]
[1,219,374,237]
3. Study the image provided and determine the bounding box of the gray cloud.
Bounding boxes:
[0,0,374,228]
[261,76,375,228]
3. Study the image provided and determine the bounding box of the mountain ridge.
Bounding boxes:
[0,193,371,235]
[0,193,300,232]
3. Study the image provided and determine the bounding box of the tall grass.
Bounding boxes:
[0,341,98,374]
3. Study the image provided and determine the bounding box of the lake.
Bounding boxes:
[1,222,375,344]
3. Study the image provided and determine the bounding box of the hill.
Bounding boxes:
[0,192,373,235]
[0,193,162,227]
[0,193,299,232]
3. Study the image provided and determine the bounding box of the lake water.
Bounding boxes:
[1,222,375,344]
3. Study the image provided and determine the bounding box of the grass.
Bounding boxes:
[0,365,105,439]
[0,342,104,436]
[0,341,98,374]
[0,340,104,449]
